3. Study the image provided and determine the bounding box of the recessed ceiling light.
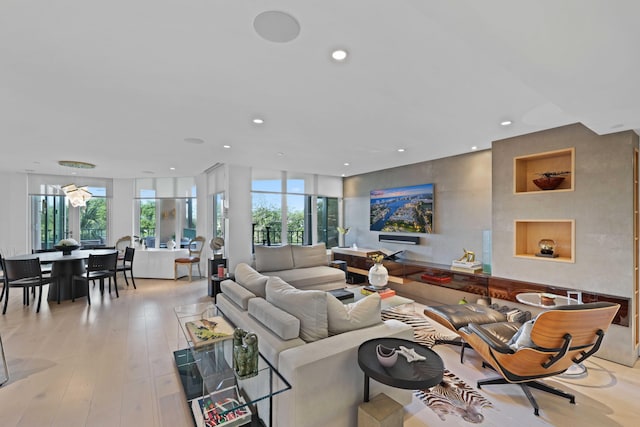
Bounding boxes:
[170,167,176,171]
[397,148,405,152]
[184,137,205,144]
[500,120,512,126]
[331,49,348,62]
[223,145,231,149]
[343,162,350,166]
[341,174,345,177]
[252,118,265,124]
[471,146,478,150]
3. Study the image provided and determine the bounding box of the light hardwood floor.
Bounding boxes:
[1,277,638,426]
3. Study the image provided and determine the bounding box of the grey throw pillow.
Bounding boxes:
[265,276,328,342]
[326,292,381,335]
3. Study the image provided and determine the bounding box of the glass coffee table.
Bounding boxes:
[174,303,291,426]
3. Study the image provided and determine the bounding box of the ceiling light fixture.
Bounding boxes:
[170,167,176,170]
[331,49,348,62]
[61,184,92,207]
[397,148,405,152]
[500,120,513,126]
[252,118,265,124]
[343,162,350,166]
[223,145,231,149]
[58,160,96,169]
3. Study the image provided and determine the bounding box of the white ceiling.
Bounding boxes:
[1,1,639,179]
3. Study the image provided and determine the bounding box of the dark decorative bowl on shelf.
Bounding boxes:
[54,245,80,255]
[533,176,565,190]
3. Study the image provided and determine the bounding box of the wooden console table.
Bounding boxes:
[331,247,629,326]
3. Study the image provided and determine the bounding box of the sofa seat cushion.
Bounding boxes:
[255,244,294,272]
[248,297,300,340]
[326,292,382,335]
[266,276,328,342]
[220,279,256,310]
[291,243,328,268]
[234,262,269,297]
[267,266,345,288]
[216,294,305,367]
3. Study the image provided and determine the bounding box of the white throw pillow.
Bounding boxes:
[234,263,269,297]
[265,276,328,342]
[326,292,382,335]
[507,318,536,350]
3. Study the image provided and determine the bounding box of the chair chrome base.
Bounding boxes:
[477,376,575,416]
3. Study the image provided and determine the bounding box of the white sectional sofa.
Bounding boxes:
[216,263,414,427]
[253,243,346,291]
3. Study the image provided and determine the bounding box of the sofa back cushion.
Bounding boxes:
[248,298,300,341]
[235,262,269,297]
[266,276,328,342]
[291,243,328,268]
[255,245,294,272]
[326,292,382,335]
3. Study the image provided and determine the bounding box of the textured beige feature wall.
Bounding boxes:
[492,123,638,366]
[343,150,492,266]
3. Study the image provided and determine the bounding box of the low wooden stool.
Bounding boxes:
[357,393,403,427]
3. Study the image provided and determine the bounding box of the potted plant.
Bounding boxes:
[533,171,571,190]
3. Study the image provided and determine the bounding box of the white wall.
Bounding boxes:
[111,178,134,244]
[343,150,493,264]
[0,172,29,256]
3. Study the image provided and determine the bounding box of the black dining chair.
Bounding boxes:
[116,247,136,289]
[2,257,50,315]
[72,252,119,304]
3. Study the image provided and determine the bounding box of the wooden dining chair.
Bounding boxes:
[2,257,50,315]
[174,236,206,281]
[72,252,119,305]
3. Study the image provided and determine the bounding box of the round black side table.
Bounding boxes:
[357,337,444,402]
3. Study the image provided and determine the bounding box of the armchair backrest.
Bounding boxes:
[530,302,619,350]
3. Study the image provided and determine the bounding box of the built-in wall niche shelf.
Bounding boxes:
[514,148,575,193]
[514,219,575,263]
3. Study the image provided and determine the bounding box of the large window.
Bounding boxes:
[251,170,340,248]
[135,177,197,248]
[30,185,109,250]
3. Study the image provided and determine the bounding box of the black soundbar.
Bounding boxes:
[378,234,420,245]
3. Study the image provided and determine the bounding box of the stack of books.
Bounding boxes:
[361,286,396,299]
[420,272,452,283]
[450,260,483,273]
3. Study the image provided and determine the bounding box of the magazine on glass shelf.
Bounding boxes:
[191,385,252,427]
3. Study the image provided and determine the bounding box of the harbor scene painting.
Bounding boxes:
[370,183,434,233]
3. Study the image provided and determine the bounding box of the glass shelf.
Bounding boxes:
[174,303,291,426]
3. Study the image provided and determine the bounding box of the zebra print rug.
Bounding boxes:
[382,306,493,424]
